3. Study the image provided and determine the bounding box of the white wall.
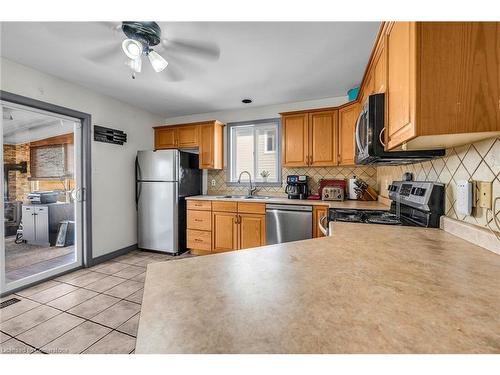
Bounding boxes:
[0,58,163,258]
[163,96,349,125]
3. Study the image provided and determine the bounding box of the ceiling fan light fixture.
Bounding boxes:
[148,50,169,72]
[122,38,143,60]
[127,57,142,73]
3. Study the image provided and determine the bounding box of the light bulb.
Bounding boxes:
[127,58,142,73]
[122,39,143,60]
[148,50,168,72]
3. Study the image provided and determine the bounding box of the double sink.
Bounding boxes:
[215,195,271,200]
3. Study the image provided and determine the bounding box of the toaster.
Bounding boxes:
[322,186,344,201]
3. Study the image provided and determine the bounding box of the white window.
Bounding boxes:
[227,119,280,184]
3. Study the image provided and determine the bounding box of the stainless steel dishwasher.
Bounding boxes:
[266,204,312,245]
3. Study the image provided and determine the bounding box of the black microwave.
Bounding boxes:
[354,93,444,165]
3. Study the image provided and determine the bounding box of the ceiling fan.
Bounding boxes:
[80,21,220,80]
[120,22,168,79]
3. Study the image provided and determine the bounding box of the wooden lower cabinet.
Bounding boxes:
[186,206,213,255]
[187,200,266,255]
[187,229,211,254]
[212,211,266,253]
[312,205,328,238]
[239,214,266,249]
[212,211,239,252]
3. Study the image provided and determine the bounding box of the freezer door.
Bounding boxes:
[178,151,202,197]
[137,150,178,181]
[137,181,178,253]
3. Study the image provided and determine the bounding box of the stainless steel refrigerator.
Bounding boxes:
[136,150,201,254]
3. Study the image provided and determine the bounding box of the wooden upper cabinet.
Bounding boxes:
[177,125,198,148]
[154,121,224,169]
[373,37,387,94]
[338,103,361,166]
[417,22,500,141]
[239,214,266,250]
[385,22,416,150]
[308,110,338,166]
[212,211,238,252]
[154,127,177,149]
[281,113,309,167]
[281,110,338,167]
[382,21,500,150]
[199,121,224,169]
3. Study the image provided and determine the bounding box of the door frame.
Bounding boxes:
[0,90,93,295]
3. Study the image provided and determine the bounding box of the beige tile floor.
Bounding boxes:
[0,250,195,354]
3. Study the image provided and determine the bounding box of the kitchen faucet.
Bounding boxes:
[237,171,257,196]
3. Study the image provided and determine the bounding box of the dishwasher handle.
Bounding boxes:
[318,214,329,236]
[266,204,313,212]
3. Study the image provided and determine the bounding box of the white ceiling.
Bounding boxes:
[2,105,75,144]
[0,22,379,117]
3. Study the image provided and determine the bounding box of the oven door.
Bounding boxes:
[354,101,370,164]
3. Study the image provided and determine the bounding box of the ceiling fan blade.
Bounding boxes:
[160,38,220,61]
[84,42,123,64]
[43,22,122,41]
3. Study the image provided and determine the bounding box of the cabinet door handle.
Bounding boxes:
[194,219,203,222]
[194,239,203,242]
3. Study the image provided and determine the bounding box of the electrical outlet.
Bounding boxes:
[456,180,473,215]
[477,181,492,209]
[211,179,216,187]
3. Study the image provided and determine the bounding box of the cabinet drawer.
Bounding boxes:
[212,201,237,212]
[187,200,212,211]
[238,202,266,214]
[187,229,212,251]
[187,210,211,231]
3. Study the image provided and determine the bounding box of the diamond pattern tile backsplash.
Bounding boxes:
[207,166,378,197]
[377,137,500,231]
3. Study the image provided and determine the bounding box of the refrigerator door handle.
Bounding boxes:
[135,156,141,209]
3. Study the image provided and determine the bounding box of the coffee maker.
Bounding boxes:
[285,175,309,199]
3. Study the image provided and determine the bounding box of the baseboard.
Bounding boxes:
[440,216,500,256]
[90,244,138,266]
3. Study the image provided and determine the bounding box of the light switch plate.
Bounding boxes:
[456,180,473,216]
[477,181,492,209]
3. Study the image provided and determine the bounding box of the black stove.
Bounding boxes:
[328,181,445,229]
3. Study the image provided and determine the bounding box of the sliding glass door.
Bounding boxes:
[1,101,85,294]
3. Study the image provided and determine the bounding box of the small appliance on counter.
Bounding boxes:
[318,179,346,201]
[285,175,308,199]
[319,180,445,236]
[27,191,59,204]
[322,186,344,201]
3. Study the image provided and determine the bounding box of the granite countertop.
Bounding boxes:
[186,195,390,210]
[136,223,500,353]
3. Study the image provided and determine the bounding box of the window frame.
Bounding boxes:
[225,118,282,187]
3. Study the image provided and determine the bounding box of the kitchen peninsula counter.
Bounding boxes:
[136,223,500,353]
